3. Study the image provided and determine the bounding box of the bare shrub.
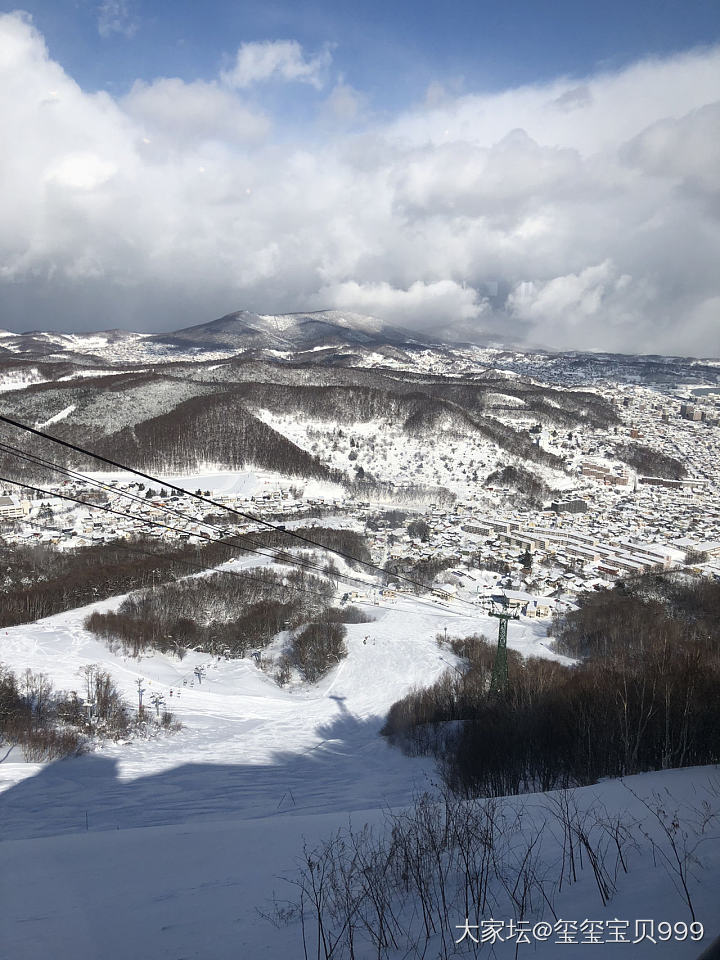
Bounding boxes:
[85,566,335,659]
[0,660,179,760]
[160,710,182,732]
[291,622,348,683]
[268,783,678,960]
[22,726,86,762]
[322,605,373,624]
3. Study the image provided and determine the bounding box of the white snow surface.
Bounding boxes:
[0,367,47,392]
[0,571,717,959]
[1,768,717,960]
[258,310,386,335]
[57,368,147,381]
[36,404,76,428]
[83,467,344,501]
[0,573,560,820]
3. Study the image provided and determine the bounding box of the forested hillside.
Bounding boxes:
[382,572,720,796]
[0,354,618,490]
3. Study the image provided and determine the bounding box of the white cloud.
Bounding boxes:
[124,78,270,146]
[45,152,118,190]
[97,0,138,40]
[221,40,332,90]
[0,12,719,356]
[390,48,720,156]
[323,79,366,125]
[507,262,643,350]
[314,280,486,332]
[508,262,619,322]
[620,102,720,193]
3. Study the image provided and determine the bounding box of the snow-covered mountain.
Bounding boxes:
[0,310,457,367]
[1,311,719,389]
[148,309,444,354]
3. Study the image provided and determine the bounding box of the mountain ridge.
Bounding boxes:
[148,309,447,353]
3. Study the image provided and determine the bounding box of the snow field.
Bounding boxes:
[0,561,558,836]
[1,765,717,960]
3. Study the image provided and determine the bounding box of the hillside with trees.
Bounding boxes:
[382,573,720,796]
[0,358,618,490]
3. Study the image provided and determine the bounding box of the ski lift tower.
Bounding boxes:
[484,594,520,698]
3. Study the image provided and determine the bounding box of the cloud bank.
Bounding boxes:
[1,11,719,356]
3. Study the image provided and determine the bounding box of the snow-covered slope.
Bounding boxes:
[0,565,717,959]
[0,568,560,832]
[2,767,717,960]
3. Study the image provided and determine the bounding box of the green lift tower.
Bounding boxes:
[486,597,519,697]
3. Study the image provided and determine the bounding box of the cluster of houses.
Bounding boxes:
[357,382,720,616]
[1,377,718,622]
[362,496,712,619]
[0,479,338,551]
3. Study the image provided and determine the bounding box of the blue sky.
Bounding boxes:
[1,2,719,353]
[10,0,720,107]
